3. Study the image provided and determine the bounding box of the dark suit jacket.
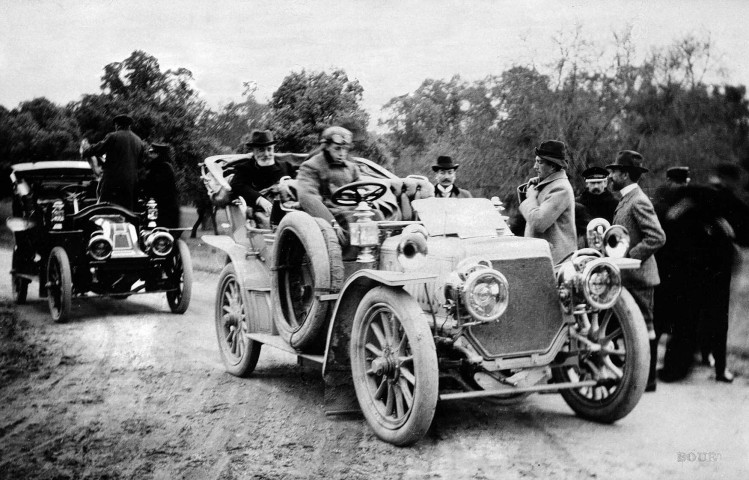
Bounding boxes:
[231,158,296,206]
[433,184,472,198]
[613,184,666,287]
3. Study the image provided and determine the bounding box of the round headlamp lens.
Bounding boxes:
[88,236,113,260]
[463,269,509,322]
[581,259,621,309]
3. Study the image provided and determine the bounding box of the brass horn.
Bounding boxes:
[397,224,428,270]
[586,218,611,252]
[603,225,630,259]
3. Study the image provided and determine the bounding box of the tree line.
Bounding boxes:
[2,30,748,209]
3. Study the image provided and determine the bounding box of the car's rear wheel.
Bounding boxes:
[271,212,342,350]
[166,239,193,314]
[47,247,72,323]
[350,287,438,446]
[552,288,649,423]
[215,263,261,377]
[12,275,29,304]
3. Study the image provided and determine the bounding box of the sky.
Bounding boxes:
[2,0,749,128]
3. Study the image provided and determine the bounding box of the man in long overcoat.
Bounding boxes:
[519,140,576,264]
[81,114,146,211]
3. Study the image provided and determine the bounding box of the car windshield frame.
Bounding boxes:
[411,197,507,238]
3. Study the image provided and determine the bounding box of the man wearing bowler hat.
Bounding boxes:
[432,156,472,198]
[80,113,146,211]
[607,150,665,392]
[519,140,576,264]
[230,129,296,222]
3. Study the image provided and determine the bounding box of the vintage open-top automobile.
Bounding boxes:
[201,153,648,446]
[7,160,192,322]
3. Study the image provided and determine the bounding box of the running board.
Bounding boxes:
[246,332,324,365]
[439,380,598,401]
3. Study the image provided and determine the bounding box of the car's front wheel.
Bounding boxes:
[350,287,438,446]
[552,288,649,423]
[166,239,193,314]
[215,263,261,377]
[47,247,72,323]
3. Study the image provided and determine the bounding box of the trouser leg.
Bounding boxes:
[706,268,732,375]
[628,286,656,386]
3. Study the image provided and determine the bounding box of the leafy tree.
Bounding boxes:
[268,69,370,153]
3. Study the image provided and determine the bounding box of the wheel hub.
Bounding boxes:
[371,347,398,376]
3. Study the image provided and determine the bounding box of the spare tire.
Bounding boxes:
[271,212,343,349]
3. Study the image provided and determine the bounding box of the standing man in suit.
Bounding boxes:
[432,156,472,198]
[575,166,619,247]
[519,140,576,264]
[81,114,146,211]
[141,143,180,229]
[607,150,666,392]
[659,164,749,383]
[652,166,691,354]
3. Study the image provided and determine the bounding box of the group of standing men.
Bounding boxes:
[80,114,180,229]
[517,137,748,391]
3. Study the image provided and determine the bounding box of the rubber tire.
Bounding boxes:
[215,263,261,377]
[12,275,29,304]
[271,212,342,349]
[553,288,649,423]
[350,287,439,446]
[166,239,193,314]
[47,247,72,323]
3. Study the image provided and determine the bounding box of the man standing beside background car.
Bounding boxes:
[607,150,666,392]
[80,113,146,211]
[519,140,576,264]
[141,143,180,229]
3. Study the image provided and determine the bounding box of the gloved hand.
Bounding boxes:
[331,220,348,245]
[256,196,273,215]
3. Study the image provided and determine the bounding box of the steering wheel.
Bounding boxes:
[331,180,388,207]
[60,184,90,199]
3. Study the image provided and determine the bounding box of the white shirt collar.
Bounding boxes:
[437,184,454,195]
[620,183,638,197]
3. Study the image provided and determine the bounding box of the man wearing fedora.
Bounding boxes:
[81,113,146,211]
[519,140,576,264]
[432,156,472,198]
[607,150,666,392]
[230,129,296,221]
[141,143,180,229]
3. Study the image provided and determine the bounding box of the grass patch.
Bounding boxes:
[0,300,47,382]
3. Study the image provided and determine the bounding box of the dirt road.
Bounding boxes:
[1,247,747,480]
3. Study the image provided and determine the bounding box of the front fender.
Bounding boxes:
[322,270,436,376]
[202,234,270,291]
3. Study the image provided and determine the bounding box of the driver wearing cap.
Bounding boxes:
[296,126,363,244]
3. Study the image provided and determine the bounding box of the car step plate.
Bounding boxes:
[246,333,324,365]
